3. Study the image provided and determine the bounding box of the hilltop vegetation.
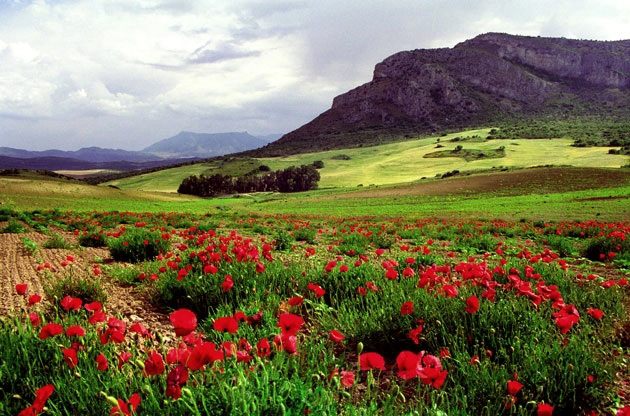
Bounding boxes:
[104,129,628,193]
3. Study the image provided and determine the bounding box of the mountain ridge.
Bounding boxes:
[255,33,630,156]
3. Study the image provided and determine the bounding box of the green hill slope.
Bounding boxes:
[104,129,629,193]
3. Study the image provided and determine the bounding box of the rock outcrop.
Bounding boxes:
[261,33,630,155]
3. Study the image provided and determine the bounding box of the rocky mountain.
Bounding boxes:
[143,131,271,158]
[258,33,630,156]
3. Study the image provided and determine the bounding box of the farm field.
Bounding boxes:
[104,129,630,193]
[4,167,628,222]
[0,208,628,415]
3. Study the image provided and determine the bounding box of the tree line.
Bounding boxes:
[177,164,320,197]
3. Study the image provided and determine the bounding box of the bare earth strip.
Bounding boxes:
[0,231,174,339]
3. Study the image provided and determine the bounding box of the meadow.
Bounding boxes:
[0,129,629,415]
[0,208,628,415]
[103,129,629,192]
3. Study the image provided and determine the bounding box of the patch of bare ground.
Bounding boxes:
[331,167,630,199]
[0,231,175,343]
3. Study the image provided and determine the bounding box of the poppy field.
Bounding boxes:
[0,209,629,415]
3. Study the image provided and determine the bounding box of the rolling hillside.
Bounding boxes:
[104,129,629,192]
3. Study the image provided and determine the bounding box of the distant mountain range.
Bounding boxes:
[0,131,278,171]
[255,33,630,156]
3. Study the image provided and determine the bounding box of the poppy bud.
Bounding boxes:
[141,385,152,395]
[537,386,544,394]
[182,387,193,399]
[567,364,573,371]
[341,391,351,399]
[105,395,120,407]
[357,342,364,355]
[74,372,81,378]
[135,359,145,370]
[490,328,496,334]
[436,320,442,326]
[12,394,21,399]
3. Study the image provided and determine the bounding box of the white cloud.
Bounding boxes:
[0,0,628,150]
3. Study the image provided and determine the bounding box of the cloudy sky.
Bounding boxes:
[0,0,628,150]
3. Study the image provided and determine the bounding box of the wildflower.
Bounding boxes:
[537,403,554,416]
[96,353,108,371]
[170,309,197,337]
[213,316,239,333]
[466,295,480,314]
[16,283,28,295]
[329,330,345,343]
[39,323,63,339]
[400,301,414,315]
[359,352,385,371]
[277,314,303,335]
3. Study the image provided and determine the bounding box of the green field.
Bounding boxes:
[3,167,629,222]
[104,129,629,193]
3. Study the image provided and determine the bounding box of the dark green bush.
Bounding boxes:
[107,228,169,263]
[78,231,108,248]
[294,228,316,244]
[1,219,25,233]
[274,230,294,251]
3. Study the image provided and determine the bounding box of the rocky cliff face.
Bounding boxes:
[262,33,630,155]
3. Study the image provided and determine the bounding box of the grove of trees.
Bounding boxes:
[177,164,320,197]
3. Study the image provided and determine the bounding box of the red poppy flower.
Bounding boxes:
[28,294,42,306]
[118,352,132,370]
[507,380,523,396]
[110,393,141,416]
[442,284,458,298]
[385,268,398,280]
[417,351,448,388]
[277,313,303,335]
[96,353,108,371]
[274,333,298,355]
[396,351,419,380]
[66,325,86,337]
[143,350,164,376]
[340,371,355,387]
[166,365,189,399]
[62,347,78,368]
[222,275,234,292]
[213,316,239,333]
[465,296,480,314]
[39,322,63,339]
[329,329,345,343]
[88,311,107,324]
[587,308,603,320]
[537,403,554,416]
[19,384,54,416]
[400,301,414,315]
[170,309,198,337]
[16,283,28,295]
[60,296,82,311]
[129,322,150,337]
[403,267,415,278]
[256,338,272,357]
[84,302,103,312]
[359,352,385,371]
[256,262,265,273]
[288,296,304,306]
[28,312,41,326]
[409,322,424,344]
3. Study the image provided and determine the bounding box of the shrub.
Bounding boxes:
[1,219,25,233]
[45,276,107,305]
[107,228,169,263]
[42,234,73,249]
[21,237,38,255]
[337,233,369,255]
[294,228,316,244]
[582,236,630,262]
[274,230,294,251]
[78,231,108,248]
[312,160,324,169]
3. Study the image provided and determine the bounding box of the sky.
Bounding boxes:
[0,0,628,151]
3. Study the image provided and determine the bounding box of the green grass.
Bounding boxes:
[104,128,630,192]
